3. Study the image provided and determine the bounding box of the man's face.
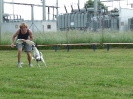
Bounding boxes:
[21,27,27,33]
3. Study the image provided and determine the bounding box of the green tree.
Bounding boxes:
[84,0,108,12]
[110,8,119,13]
[84,0,94,8]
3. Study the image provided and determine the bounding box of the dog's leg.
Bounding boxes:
[41,57,47,67]
[37,61,41,69]
[40,52,47,67]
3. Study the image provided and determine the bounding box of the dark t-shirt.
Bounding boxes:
[17,29,29,40]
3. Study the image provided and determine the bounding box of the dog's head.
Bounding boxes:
[36,56,41,61]
[32,43,37,50]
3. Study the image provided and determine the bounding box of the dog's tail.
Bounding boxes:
[40,52,43,56]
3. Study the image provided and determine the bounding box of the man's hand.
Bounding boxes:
[22,39,26,42]
[11,43,14,48]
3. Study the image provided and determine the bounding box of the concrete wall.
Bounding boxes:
[119,8,133,31]
[42,21,57,32]
[1,21,57,33]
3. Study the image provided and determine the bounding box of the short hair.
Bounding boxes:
[19,22,28,29]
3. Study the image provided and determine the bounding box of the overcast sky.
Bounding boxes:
[3,0,133,20]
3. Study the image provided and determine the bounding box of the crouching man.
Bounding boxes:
[11,22,33,68]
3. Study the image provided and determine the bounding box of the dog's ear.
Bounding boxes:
[32,44,35,47]
[31,45,34,50]
[35,43,38,47]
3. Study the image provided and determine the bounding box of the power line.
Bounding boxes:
[4,1,59,8]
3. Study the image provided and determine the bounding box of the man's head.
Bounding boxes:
[19,22,28,33]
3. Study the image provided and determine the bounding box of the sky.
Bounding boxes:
[3,0,133,20]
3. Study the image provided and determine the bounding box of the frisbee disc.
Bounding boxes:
[25,40,35,45]
[16,39,24,44]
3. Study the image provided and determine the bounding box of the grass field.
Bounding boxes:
[0,49,133,99]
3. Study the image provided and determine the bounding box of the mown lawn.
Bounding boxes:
[0,49,133,99]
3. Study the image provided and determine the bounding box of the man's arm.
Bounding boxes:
[11,30,19,48]
[28,30,33,41]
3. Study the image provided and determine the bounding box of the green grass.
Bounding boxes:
[0,49,133,99]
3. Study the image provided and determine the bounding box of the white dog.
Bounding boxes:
[32,44,47,68]
[16,39,47,68]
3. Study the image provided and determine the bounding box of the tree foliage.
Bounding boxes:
[110,8,119,13]
[84,0,108,11]
[84,0,119,13]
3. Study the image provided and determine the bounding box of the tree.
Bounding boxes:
[84,0,94,8]
[110,8,119,13]
[84,0,108,12]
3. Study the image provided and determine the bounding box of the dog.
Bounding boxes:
[32,44,47,68]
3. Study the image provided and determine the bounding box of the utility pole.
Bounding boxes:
[78,0,80,7]
[42,0,46,33]
[94,0,98,17]
[0,0,3,44]
[31,5,34,33]
[56,0,58,18]
[42,0,46,21]
[93,0,98,31]
[12,0,14,21]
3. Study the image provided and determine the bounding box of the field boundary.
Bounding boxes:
[0,43,100,51]
[37,43,100,51]
[103,43,133,51]
[1,43,133,51]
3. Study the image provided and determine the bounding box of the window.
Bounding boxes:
[47,25,51,29]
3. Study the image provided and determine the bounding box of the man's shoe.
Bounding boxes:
[29,63,33,67]
[18,63,22,68]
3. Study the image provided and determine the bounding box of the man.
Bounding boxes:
[11,22,33,68]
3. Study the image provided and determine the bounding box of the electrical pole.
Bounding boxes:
[31,5,34,33]
[78,0,80,7]
[42,0,46,21]
[56,0,58,18]
[93,0,98,31]
[94,0,98,17]
[42,0,46,33]
[0,0,3,44]
[12,0,14,21]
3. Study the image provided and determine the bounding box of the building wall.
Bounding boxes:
[42,21,57,32]
[119,8,133,31]
[1,21,57,33]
